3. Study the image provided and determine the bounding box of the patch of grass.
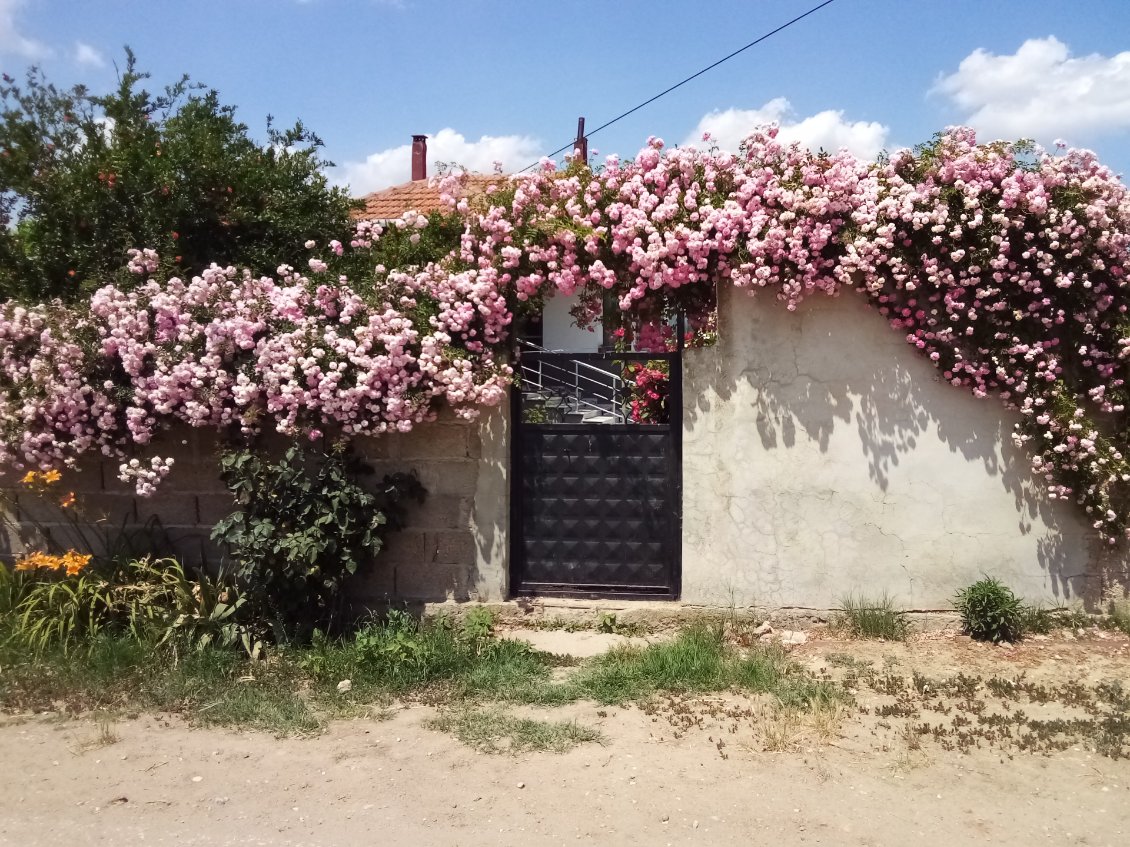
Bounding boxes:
[188,677,319,735]
[427,708,603,754]
[0,634,322,735]
[529,617,592,633]
[527,613,651,637]
[459,639,563,703]
[571,625,730,702]
[298,611,555,702]
[565,625,839,710]
[595,612,648,637]
[0,617,840,737]
[835,594,910,641]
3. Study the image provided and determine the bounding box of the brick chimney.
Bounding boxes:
[411,134,427,181]
[573,117,588,166]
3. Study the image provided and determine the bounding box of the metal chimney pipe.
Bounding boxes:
[411,134,427,181]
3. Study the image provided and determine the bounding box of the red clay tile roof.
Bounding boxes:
[354,174,508,220]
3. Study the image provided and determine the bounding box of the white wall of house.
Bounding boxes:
[541,291,602,352]
[680,285,1127,610]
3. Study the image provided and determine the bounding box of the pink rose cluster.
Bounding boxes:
[0,225,511,492]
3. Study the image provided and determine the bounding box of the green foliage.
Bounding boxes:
[461,606,495,640]
[365,210,464,276]
[955,577,1024,643]
[0,563,27,619]
[0,633,317,733]
[108,557,248,652]
[213,442,425,641]
[301,609,539,696]
[521,404,551,424]
[1019,603,1092,635]
[4,556,247,656]
[836,593,911,640]
[0,616,840,737]
[0,49,355,303]
[13,572,114,654]
[596,611,618,634]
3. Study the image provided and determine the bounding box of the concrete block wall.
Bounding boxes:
[0,431,232,571]
[349,405,510,604]
[0,404,510,607]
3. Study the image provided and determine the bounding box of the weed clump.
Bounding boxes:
[955,577,1024,643]
[835,594,910,641]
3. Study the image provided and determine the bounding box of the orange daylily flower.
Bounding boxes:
[13,549,91,576]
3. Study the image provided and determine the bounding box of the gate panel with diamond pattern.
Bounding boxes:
[512,351,681,598]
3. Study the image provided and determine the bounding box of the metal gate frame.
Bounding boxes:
[510,350,682,599]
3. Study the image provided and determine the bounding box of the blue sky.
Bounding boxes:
[2,0,1129,193]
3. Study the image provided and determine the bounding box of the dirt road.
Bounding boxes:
[2,633,1128,846]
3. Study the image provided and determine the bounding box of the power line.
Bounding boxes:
[518,0,841,173]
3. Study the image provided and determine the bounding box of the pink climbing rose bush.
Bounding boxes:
[0,217,512,486]
[448,127,1130,539]
[1,126,1128,540]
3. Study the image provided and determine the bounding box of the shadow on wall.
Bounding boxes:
[347,403,511,608]
[682,285,1122,605]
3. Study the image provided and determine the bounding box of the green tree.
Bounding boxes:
[0,49,357,303]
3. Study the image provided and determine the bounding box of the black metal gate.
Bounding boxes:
[511,349,681,598]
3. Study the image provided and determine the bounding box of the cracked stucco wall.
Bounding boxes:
[0,405,510,606]
[681,286,1126,609]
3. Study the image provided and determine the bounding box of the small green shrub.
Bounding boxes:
[112,557,250,653]
[462,607,495,640]
[836,593,910,640]
[566,624,840,709]
[296,609,548,698]
[955,577,1023,643]
[213,441,425,641]
[596,612,618,634]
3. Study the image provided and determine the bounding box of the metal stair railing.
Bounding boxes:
[518,340,626,423]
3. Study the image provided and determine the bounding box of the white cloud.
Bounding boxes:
[0,0,50,59]
[684,98,889,161]
[934,37,1130,141]
[335,127,544,194]
[73,41,104,68]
